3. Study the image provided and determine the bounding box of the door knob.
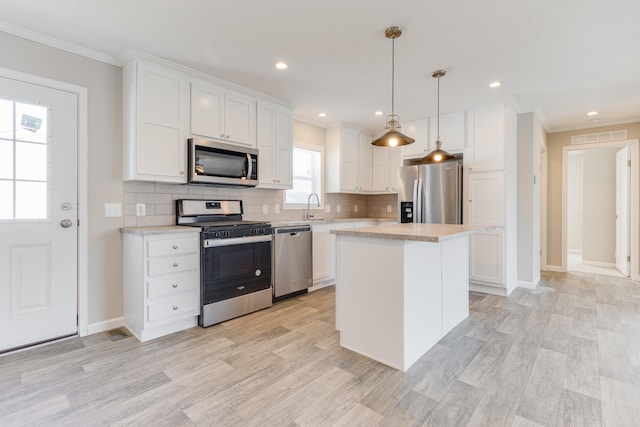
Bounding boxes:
[60,219,73,228]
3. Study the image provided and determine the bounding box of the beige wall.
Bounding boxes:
[0,31,124,325]
[546,122,640,267]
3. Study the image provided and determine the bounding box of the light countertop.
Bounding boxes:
[330,223,495,242]
[270,217,395,227]
[120,225,201,236]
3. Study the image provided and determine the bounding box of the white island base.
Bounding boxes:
[333,224,484,372]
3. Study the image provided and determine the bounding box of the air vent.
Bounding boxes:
[571,130,627,145]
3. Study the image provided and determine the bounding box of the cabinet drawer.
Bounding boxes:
[148,254,198,276]
[147,270,199,299]
[147,236,199,257]
[147,291,199,322]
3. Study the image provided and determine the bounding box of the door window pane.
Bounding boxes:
[0,140,12,179]
[0,99,12,139]
[0,181,12,219]
[15,181,47,219]
[16,141,47,181]
[15,103,47,143]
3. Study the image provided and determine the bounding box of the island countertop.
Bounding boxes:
[330,223,494,242]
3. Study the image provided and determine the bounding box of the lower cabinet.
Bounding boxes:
[311,221,375,288]
[469,229,504,287]
[123,230,200,342]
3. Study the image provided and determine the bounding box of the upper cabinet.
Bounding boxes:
[467,104,507,171]
[123,59,189,183]
[372,146,401,192]
[257,101,293,189]
[190,79,257,147]
[401,119,429,158]
[429,111,466,153]
[326,126,373,193]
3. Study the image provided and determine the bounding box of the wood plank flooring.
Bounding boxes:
[1,271,640,426]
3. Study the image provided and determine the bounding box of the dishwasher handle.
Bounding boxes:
[274,226,311,235]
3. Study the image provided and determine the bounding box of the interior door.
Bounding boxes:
[615,146,630,276]
[0,75,78,353]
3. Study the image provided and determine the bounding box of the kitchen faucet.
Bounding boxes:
[306,193,320,220]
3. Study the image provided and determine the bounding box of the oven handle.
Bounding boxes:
[204,234,271,247]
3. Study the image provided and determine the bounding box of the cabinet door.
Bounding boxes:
[468,104,505,171]
[358,132,372,192]
[388,147,401,192]
[190,80,224,140]
[274,107,293,187]
[341,128,359,191]
[431,111,466,152]
[467,172,504,226]
[372,146,389,192]
[256,101,276,186]
[135,62,188,182]
[224,90,256,147]
[401,118,429,157]
[469,229,504,285]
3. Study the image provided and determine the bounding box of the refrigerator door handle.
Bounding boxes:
[416,178,423,223]
[412,179,419,223]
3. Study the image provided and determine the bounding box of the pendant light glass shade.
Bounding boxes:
[372,27,414,147]
[421,70,455,163]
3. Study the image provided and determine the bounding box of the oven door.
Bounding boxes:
[202,235,272,304]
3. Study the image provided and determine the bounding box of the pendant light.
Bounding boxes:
[421,69,456,163]
[372,26,415,147]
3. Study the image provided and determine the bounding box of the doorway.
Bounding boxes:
[562,140,639,279]
[0,70,86,353]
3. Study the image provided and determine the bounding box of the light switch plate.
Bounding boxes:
[325,204,331,213]
[387,204,392,213]
[262,204,268,214]
[104,203,121,217]
[275,204,280,214]
[354,204,358,213]
[136,203,146,216]
[336,205,341,213]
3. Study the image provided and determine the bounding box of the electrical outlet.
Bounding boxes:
[354,204,358,213]
[275,204,280,214]
[387,204,392,213]
[336,204,341,213]
[136,203,146,216]
[104,203,121,217]
[262,204,268,214]
[325,204,331,213]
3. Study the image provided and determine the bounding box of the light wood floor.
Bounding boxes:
[2,271,640,426]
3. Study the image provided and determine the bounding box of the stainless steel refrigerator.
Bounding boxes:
[397,160,463,224]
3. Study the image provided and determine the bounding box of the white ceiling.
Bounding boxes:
[1,0,639,133]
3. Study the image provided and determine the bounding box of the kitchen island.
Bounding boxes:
[331,223,491,371]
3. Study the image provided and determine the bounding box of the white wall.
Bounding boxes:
[0,31,124,326]
[582,147,618,264]
[567,151,583,252]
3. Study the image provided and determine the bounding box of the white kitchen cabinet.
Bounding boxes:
[464,101,518,295]
[372,146,401,193]
[401,118,430,158]
[257,101,293,189]
[123,230,200,342]
[467,103,507,171]
[429,111,466,153]
[311,221,376,288]
[123,59,189,183]
[326,126,373,193]
[191,79,257,147]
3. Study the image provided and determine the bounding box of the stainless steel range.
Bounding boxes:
[176,199,272,327]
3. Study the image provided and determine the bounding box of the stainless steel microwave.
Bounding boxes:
[188,138,259,187]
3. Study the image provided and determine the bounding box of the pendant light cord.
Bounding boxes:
[436,74,440,140]
[391,36,395,115]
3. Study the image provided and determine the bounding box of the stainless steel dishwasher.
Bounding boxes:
[272,225,312,301]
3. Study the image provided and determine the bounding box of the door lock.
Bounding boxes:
[60,219,73,228]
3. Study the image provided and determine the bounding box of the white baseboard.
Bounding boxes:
[581,260,616,268]
[517,279,540,289]
[87,317,125,335]
[469,283,508,296]
[543,265,563,272]
[568,248,582,255]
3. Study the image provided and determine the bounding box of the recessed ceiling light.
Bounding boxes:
[587,111,598,116]
[318,112,327,118]
[489,81,501,88]
[275,62,288,70]
[375,111,384,116]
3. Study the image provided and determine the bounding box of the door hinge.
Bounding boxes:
[629,160,632,167]
[628,255,632,262]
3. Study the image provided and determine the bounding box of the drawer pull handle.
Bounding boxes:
[172,283,178,288]
[173,263,179,267]
[173,306,179,310]
[237,286,245,290]
[172,245,178,249]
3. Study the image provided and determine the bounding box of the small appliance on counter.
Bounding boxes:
[272,225,313,301]
[176,199,272,327]
[398,159,463,224]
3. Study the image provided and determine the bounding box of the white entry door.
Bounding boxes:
[0,75,78,352]
[615,146,630,276]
